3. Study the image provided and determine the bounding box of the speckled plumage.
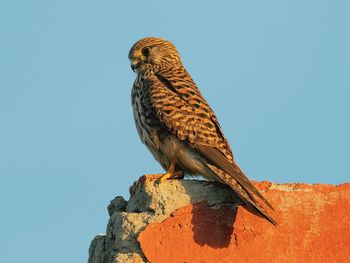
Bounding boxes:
[129,37,276,225]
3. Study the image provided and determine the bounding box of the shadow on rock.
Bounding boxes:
[190,201,237,248]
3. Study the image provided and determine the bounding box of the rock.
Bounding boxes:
[126,178,237,215]
[88,179,239,263]
[88,234,107,263]
[114,253,144,263]
[88,179,350,263]
[108,196,128,216]
[139,182,350,263]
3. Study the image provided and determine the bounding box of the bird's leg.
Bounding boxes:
[142,159,183,183]
[130,159,184,195]
[159,158,183,182]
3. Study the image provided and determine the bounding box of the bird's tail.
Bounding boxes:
[209,165,277,225]
[231,183,277,226]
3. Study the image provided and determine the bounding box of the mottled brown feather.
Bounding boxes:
[129,37,276,225]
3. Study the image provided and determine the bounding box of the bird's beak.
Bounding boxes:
[130,59,140,72]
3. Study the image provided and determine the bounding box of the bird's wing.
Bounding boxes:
[149,71,274,212]
[196,145,273,210]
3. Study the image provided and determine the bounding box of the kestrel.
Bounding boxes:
[129,37,276,225]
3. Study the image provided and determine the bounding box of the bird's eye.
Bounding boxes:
[141,47,151,57]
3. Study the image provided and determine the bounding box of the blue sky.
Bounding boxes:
[0,1,349,262]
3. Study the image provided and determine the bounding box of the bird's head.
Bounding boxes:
[128,37,182,74]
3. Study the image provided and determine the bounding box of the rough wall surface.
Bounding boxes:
[88,178,350,263]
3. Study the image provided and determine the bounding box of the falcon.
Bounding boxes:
[128,37,276,225]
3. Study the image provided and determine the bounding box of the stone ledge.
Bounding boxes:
[88,179,350,263]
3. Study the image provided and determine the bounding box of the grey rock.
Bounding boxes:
[88,234,107,263]
[127,179,236,215]
[108,196,128,216]
[88,179,237,263]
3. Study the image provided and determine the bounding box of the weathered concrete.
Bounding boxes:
[88,178,350,263]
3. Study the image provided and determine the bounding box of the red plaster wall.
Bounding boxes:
[138,182,350,263]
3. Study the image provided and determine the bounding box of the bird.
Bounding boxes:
[128,37,276,225]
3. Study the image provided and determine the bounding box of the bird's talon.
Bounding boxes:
[159,172,171,183]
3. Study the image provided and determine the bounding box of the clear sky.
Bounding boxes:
[0,1,349,262]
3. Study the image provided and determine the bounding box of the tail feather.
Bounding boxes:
[207,164,277,226]
[197,145,274,210]
[232,185,277,226]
